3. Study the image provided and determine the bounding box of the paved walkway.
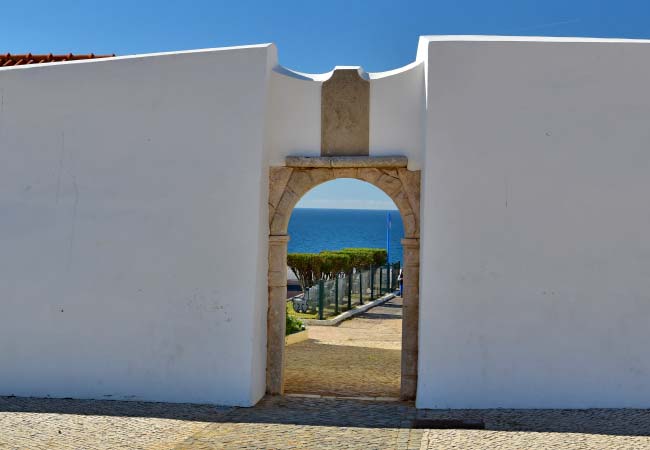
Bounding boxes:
[418,408,650,449]
[284,296,403,398]
[2,395,649,449]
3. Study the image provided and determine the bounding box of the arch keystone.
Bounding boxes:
[332,167,358,179]
[308,167,334,185]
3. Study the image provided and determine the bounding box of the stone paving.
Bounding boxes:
[2,394,650,449]
[174,396,422,450]
[0,395,225,450]
[307,296,403,350]
[284,296,403,398]
[419,408,650,449]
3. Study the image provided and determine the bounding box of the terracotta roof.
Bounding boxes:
[0,53,115,67]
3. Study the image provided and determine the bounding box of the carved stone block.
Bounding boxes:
[321,68,369,156]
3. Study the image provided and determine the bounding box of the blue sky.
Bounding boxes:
[3,0,648,73]
[3,0,648,208]
[295,179,397,210]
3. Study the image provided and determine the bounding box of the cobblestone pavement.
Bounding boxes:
[0,395,226,450]
[175,396,422,450]
[419,408,650,449]
[284,296,403,398]
[2,394,649,449]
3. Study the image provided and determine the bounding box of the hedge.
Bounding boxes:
[287,247,387,290]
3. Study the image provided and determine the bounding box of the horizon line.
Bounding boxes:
[294,206,399,211]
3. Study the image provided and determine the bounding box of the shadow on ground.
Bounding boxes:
[1,395,650,437]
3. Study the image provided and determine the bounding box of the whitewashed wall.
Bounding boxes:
[266,63,426,169]
[417,36,650,408]
[3,36,650,409]
[0,45,274,406]
[369,62,425,170]
[266,67,321,166]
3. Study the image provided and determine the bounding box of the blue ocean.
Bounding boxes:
[287,208,404,263]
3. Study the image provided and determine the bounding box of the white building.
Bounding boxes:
[1,36,650,408]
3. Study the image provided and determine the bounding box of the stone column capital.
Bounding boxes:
[401,237,420,248]
[269,234,290,244]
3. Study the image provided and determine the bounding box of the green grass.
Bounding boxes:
[286,301,320,320]
[286,294,369,320]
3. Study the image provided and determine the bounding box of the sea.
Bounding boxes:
[287,208,404,263]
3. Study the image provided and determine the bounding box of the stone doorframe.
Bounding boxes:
[266,156,421,400]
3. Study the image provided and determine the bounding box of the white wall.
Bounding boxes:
[417,37,650,408]
[0,45,274,406]
[266,67,321,166]
[3,36,650,410]
[369,62,425,170]
[266,63,426,167]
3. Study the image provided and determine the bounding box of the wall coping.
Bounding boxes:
[285,156,408,168]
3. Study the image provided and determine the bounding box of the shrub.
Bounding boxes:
[287,247,388,291]
[287,253,319,290]
[319,252,352,278]
[286,313,305,336]
[338,248,387,269]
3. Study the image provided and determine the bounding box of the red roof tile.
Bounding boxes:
[0,53,115,67]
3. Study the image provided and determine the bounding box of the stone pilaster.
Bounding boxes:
[266,234,289,395]
[400,237,420,401]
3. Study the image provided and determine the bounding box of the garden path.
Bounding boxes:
[284,296,403,398]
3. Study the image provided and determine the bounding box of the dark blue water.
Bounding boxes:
[287,208,404,263]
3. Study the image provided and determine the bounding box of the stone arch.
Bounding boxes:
[269,166,420,238]
[267,157,420,400]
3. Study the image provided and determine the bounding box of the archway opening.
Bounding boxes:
[283,179,404,399]
[267,161,420,401]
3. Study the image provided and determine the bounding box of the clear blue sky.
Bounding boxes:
[3,0,648,208]
[3,0,648,73]
[296,179,397,210]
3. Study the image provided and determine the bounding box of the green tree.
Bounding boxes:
[318,252,351,279]
[287,248,388,290]
[287,253,318,291]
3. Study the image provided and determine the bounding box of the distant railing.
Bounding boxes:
[289,262,401,320]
